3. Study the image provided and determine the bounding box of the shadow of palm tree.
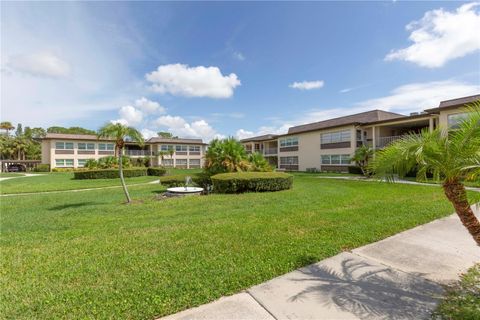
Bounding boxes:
[49,202,102,211]
[288,257,442,320]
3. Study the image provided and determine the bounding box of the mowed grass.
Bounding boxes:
[1,174,458,319]
[0,172,160,194]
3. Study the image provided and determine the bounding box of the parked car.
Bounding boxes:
[7,164,26,172]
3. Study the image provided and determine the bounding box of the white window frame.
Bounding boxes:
[321,130,351,144]
[279,156,299,165]
[55,142,74,150]
[56,159,74,167]
[161,145,174,151]
[175,145,188,152]
[189,159,200,166]
[321,154,351,165]
[77,159,93,167]
[189,145,200,152]
[78,143,95,150]
[98,143,115,151]
[162,159,173,166]
[279,137,298,147]
[447,112,469,129]
[176,159,188,166]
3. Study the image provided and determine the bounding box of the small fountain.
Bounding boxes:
[166,176,204,196]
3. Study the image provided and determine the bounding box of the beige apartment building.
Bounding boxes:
[40,133,207,170]
[242,94,479,172]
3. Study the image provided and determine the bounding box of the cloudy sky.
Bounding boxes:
[1,1,479,140]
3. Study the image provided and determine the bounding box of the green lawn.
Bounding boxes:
[433,264,480,320]
[0,173,459,319]
[0,172,160,194]
[0,172,26,178]
[402,176,480,188]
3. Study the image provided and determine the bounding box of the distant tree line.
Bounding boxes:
[0,121,97,160]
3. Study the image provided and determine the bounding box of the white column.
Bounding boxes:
[372,126,376,151]
[429,118,434,132]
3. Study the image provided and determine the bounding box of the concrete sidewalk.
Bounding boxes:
[160,206,479,320]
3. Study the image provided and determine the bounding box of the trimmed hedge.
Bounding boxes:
[160,173,211,188]
[147,167,167,176]
[211,172,293,193]
[34,164,50,172]
[74,168,147,179]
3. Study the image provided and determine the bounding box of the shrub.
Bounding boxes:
[147,167,167,176]
[52,168,75,172]
[34,164,50,172]
[347,166,363,175]
[73,168,147,179]
[211,172,293,193]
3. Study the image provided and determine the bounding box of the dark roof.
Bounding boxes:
[363,112,433,126]
[240,134,279,143]
[287,110,404,134]
[425,94,480,112]
[147,137,206,145]
[42,133,114,141]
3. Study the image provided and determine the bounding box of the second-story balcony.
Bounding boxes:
[375,134,419,149]
[124,150,154,156]
[263,148,278,155]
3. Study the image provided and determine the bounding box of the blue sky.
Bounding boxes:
[1,1,479,140]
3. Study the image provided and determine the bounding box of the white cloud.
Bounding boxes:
[233,51,245,61]
[154,115,223,141]
[146,63,241,98]
[289,80,324,90]
[114,105,143,126]
[141,128,158,139]
[385,2,480,68]
[355,80,480,114]
[134,97,166,114]
[6,52,71,78]
[235,129,255,140]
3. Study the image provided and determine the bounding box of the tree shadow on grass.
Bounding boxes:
[49,202,103,211]
[288,257,443,320]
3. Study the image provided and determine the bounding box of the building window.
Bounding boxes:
[189,145,200,152]
[78,143,95,150]
[447,112,469,129]
[55,142,74,150]
[98,143,115,151]
[162,159,173,167]
[321,130,351,144]
[175,145,188,152]
[321,154,351,165]
[189,159,200,166]
[55,159,74,167]
[161,145,174,151]
[176,159,187,166]
[77,159,93,167]
[279,137,298,147]
[280,156,299,165]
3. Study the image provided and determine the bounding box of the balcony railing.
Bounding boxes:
[376,135,416,148]
[124,150,153,156]
[263,148,278,155]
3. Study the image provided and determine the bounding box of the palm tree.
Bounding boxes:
[371,103,480,246]
[97,123,144,203]
[0,121,15,136]
[157,151,167,166]
[351,145,374,176]
[205,137,251,175]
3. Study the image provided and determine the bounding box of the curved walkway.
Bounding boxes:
[160,205,480,320]
[0,173,45,182]
[0,179,160,197]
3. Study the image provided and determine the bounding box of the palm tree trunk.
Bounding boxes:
[118,147,131,203]
[443,180,480,246]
